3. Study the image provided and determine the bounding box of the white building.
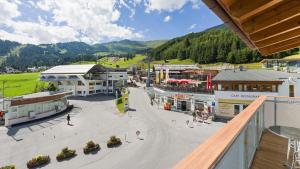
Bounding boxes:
[213,69,300,119]
[4,91,71,126]
[40,64,128,96]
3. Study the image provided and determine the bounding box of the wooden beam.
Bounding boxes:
[242,0,300,34]
[219,0,275,18]
[260,40,300,55]
[249,14,300,42]
[259,36,300,53]
[238,0,283,22]
[255,27,300,48]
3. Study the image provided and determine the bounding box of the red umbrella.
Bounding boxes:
[179,79,192,83]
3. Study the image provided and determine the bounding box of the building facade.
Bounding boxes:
[4,91,71,126]
[151,87,215,114]
[213,69,300,119]
[41,64,128,96]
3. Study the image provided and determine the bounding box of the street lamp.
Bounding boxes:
[146,53,151,87]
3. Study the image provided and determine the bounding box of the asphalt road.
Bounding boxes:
[0,87,224,169]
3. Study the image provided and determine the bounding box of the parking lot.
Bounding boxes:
[0,87,224,169]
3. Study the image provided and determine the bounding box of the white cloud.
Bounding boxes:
[188,24,197,30]
[0,0,143,44]
[144,0,203,12]
[0,0,20,21]
[163,15,171,22]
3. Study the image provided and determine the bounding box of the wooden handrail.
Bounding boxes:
[173,95,267,169]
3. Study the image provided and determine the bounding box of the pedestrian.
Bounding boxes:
[67,113,70,125]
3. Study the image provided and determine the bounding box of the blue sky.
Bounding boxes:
[0,0,222,44]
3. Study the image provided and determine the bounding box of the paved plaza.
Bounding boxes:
[0,87,224,169]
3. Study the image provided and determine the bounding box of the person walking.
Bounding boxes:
[67,113,70,125]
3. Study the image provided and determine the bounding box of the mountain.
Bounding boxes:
[150,24,299,64]
[98,39,167,54]
[0,39,166,70]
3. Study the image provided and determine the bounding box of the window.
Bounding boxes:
[96,82,101,85]
[89,82,94,86]
[103,81,107,86]
[108,75,112,78]
[234,105,240,115]
[58,81,62,85]
[272,85,277,92]
[77,91,82,94]
[78,81,83,86]
[108,80,112,86]
[289,85,295,97]
[119,75,123,77]
[238,84,243,91]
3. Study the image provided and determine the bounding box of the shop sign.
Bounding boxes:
[174,93,189,100]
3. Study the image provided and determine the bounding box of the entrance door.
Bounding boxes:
[182,101,187,111]
[289,85,295,97]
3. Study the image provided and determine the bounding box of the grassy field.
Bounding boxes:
[200,62,262,69]
[99,54,146,68]
[74,54,262,70]
[116,92,129,113]
[0,73,47,97]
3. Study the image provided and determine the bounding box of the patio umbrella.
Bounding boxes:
[179,79,192,83]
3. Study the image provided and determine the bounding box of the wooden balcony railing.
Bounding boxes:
[174,96,266,169]
[154,84,214,94]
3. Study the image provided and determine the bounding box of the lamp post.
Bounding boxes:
[146,53,151,87]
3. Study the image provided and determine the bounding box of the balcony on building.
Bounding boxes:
[174,95,300,169]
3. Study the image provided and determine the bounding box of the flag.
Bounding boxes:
[156,71,159,84]
[206,73,212,90]
[160,67,164,81]
[165,68,169,81]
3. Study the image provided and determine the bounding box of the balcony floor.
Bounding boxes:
[251,130,288,169]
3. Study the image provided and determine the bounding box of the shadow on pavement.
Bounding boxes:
[68,94,115,102]
[6,106,81,139]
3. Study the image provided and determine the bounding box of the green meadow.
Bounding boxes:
[0,73,47,97]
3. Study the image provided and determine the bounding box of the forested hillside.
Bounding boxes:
[0,39,165,70]
[150,25,299,64]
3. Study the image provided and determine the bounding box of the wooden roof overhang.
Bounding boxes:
[202,0,300,56]
[10,92,70,106]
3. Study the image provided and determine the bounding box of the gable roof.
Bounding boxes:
[213,69,300,82]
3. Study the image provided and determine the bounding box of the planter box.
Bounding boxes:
[27,155,50,169]
[83,144,100,154]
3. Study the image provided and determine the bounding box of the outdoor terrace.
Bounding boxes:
[154,84,213,94]
[174,95,300,169]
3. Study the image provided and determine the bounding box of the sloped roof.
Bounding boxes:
[44,64,112,74]
[213,69,300,82]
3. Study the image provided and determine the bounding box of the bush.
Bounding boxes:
[107,136,122,148]
[56,147,77,161]
[0,165,15,169]
[117,98,123,104]
[83,140,100,154]
[26,155,50,169]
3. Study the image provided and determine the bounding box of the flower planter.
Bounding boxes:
[0,165,15,169]
[83,141,100,154]
[26,155,50,169]
[107,136,122,148]
[56,147,77,161]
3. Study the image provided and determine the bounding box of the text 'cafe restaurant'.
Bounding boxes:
[213,69,300,119]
